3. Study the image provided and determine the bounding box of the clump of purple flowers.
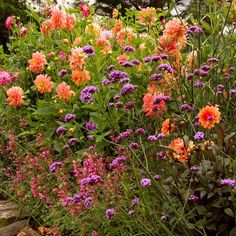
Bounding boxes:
[109,70,128,83]
[140,178,151,187]
[116,129,133,142]
[158,64,174,73]
[80,86,98,104]
[188,194,199,202]
[56,127,67,134]
[220,179,236,186]
[120,84,137,96]
[193,131,205,141]
[110,156,127,169]
[124,45,135,52]
[58,69,67,77]
[86,121,96,131]
[82,45,95,56]
[187,25,203,34]
[105,209,116,219]
[64,113,76,122]
[50,162,64,172]
[80,175,102,187]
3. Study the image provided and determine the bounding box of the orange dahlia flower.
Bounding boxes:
[41,19,53,35]
[164,18,186,39]
[6,86,24,106]
[69,47,86,70]
[168,138,191,163]
[28,52,47,73]
[198,105,221,129]
[142,93,166,118]
[65,14,76,30]
[71,70,90,86]
[51,8,66,30]
[34,74,53,93]
[56,82,75,102]
[138,7,157,26]
[161,118,175,135]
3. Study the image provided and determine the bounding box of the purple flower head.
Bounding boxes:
[150,73,164,81]
[56,127,67,134]
[115,101,123,108]
[130,142,140,149]
[131,59,141,65]
[50,162,64,172]
[157,133,165,139]
[80,92,94,103]
[180,103,194,112]
[82,45,95,56]
[87,135,94,141]
[201,65,212,71]
[72,193,83,203]
[186,73,194,80]
[217,84,225,90]
[160,215,168,221]
[124,45,135,52]
[194,81,204,87]
[190,166,197,173]
[144,56,152,63]
[128,210,135,215]
[105,209,116,219]
[194,121,201,127]
[135,128,146,135]
[187,25,203,34]
[207,57,219,63]
[114,94,121,100]
[90,174,102,183]
[154,95,170,103]
[159,54,168,60]
[154,175,161,180]
[119,77,131,84]
[156,151,166,160]
[64,113,76,122]
[0,71,13,85]
[107,65,115,71]
[131,198,139,206]
[158,64,174,73]
[125,102,135,110]
[152,55,161,62]
[84,197,92,208]
[220,179,236,186]
[109,70,128,83]
[188,194,199,202]
[230,89,236,95]
[140,178,151,187]
[80,178,90,187]
[86,121,96,131]
[120,84,137,96]
[194,69,208,77]
[194,131,205,141]
[102,79,110,86]
[82,86,98,94]
[120,61,134,67]
[148,135,157,142]
[68,138,78,144]
[58,69,67,77]
[116,129,133,142]
[229,66,235,72]
[110,156,127,169]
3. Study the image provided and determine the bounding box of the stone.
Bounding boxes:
[0,220,27,236]
[17,226,41,236]
[0,201,28,227]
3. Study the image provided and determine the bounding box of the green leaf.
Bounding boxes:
[196,205,207,215]
[224,208,234,217]
[33,107,57,116]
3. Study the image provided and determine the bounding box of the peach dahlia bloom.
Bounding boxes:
[198,105,221,129]
[51,8,66,30]
[7,86,24,106]
[168,138,191,163]
[69,47,86,70]
[34,74,53,93]
[28,52,47,73]
[164,18,186,39]
[161,118,175,136]
[138,7,157,26]
[56,82,75,102]
[71,70,90,86]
